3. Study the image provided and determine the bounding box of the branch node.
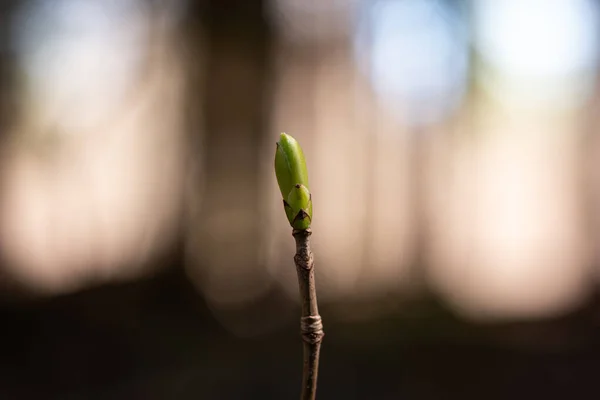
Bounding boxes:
[294,252,314,270]
[292,228,312,238]
[301,315,324,344]
[292,228,314,270]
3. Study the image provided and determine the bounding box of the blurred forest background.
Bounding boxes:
[2,0,600,398]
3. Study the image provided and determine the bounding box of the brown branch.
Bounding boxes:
[292,228,324,400]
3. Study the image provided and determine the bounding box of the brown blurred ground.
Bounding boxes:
[2,264,600,399]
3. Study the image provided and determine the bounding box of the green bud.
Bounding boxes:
[274,133,312,229]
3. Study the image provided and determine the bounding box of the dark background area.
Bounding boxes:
[3,266,600,399]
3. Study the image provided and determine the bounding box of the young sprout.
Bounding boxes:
[274,132,323,400]
[274,133,313,230]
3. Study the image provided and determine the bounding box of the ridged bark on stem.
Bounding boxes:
[292,228,324,400]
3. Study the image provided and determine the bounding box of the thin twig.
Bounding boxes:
[292,228,324,400]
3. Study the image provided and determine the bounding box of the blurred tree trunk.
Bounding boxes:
[186,0,275,309]
[0,0,18,138]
